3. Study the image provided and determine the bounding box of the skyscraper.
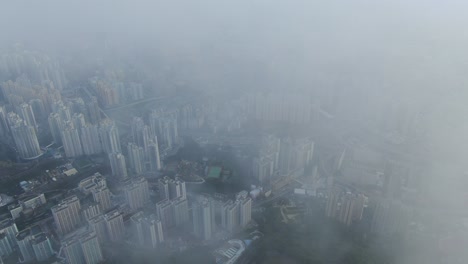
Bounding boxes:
[80,124,102,155]
[149,110,179,151]
[78,173,107,194]
[0,233,13,259]
[86,96,101,124]
[0,106,10,136]
[124,177,150,211]
[325,187,342,219]
[158,176,186,200]
[0,218,18,247]
[48,112,63,144]
[99,119,121,154]
[9,114,42,159]
[31,233,54,262]
[238,196,252,228]
[192,198,215,240]
[325,187,366,227]
[130,212,164,248]
[104,210,125,242]
[142,215,164,248]
[18,103,37,132]
[131,117,151,156]
[108,152,128,179]
[371,199,411,235]
[62,230,104,264]
[170,177,186,200]
[221,200,239,232]
[80,231,104,264]
[72,113,86,129]
[87,215,108,244]
[81,202,102,221]
[127,142,145,175]
[51,195,82,235]
[156,199,174,229]
[62,235,84,264]
[92,186,112,212]
[158,177,170,201]
[61,122,83,158]
[29,99,46,123]
[16,229,35,263]
[252,156,275,184]
[148,137,162,171]
[52,100,71,122]
[173,197,189,227]
[278,137,314,175]
[131,212,145,245]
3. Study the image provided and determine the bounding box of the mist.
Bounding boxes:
[0,0,468,263]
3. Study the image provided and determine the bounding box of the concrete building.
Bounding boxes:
[104,210,125,242]
[131,117,151,157]
[92,186,112,212]
[130,212,164,248]
[18,103,37,131]
[51,101,71,122]
[142,215,164,248]
[62,236,84,264]
[31,233,54,262]
[170,177,186,200]
[109,152,128,179]
[62,230,103,264]
[0,219,18,247]
[86,96,101,124]
[87,215,108,244]
[278,137,314,176]
[238,196,252,228]
[325,187,367,227]
[149,110,179,151]
[252,156,274,185]
[9,193,47,219]
[173,197,189,227]
[130,212,145,245]
[252,135,281,184]
[80,124,102,155]
[192,198,215,240]
[48,112,63,144]
[371,199,411,235]
[124,177,150,211]
[0,233,13,259]
[158,177,170,201]
[9,115,42,159]
[82,202,102,221]
[221,201,239,232]
[156,199,174,229]
[29,98,46,122]
[159,176,186,200]
[78,173,107,195]
[16,229,35,263]
[80,231,104,264]
[61,123,83,158]
[72,113,86,129]
[52,195,82,235]
[99,119,121,154]
[147,137,162,171]
[127,142,145,175]
[0,105,10,136]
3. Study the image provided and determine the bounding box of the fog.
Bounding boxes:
[1,0,468,263]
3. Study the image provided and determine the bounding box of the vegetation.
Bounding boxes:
[253,200,393,264]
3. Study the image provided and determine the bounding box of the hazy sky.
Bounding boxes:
[2,0,468,165]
